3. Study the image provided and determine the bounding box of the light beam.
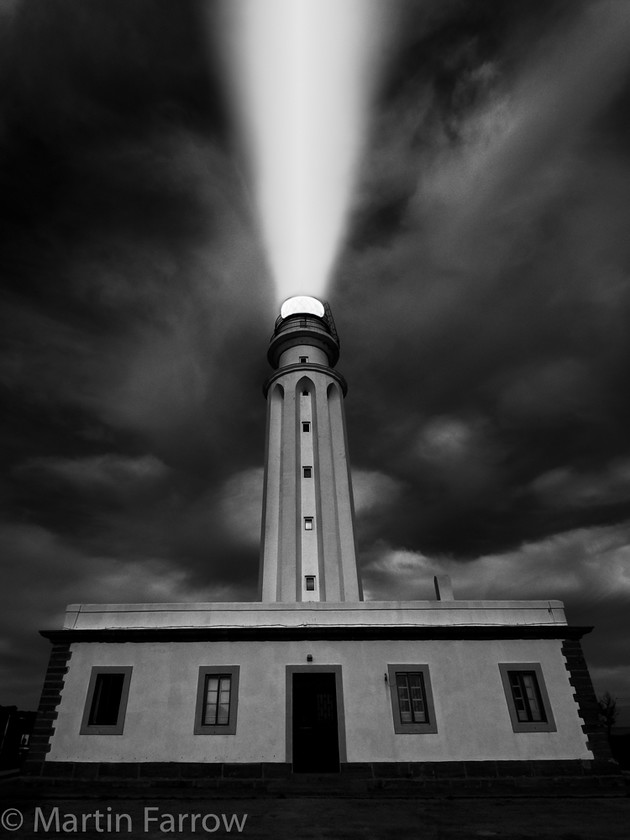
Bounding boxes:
[217,0,385,302]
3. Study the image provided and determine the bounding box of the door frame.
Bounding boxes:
[285,665,347,767]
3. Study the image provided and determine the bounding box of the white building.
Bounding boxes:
[27,297,615,791]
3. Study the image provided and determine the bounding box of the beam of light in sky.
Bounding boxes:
[218,0,385,302]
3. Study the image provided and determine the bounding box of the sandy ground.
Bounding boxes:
[0,794,629,839]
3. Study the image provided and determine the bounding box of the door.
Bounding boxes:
[292,672,340,772]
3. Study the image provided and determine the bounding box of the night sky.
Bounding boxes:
[1,0,629,727]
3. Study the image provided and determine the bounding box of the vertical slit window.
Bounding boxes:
[304,517,313,530]
[302,422,310,433]
[303,466,312,478]
[305,576,316,591]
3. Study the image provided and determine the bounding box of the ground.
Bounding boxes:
[0,793,629,839]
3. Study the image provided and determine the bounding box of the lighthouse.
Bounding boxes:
[260,295,361,602]
[27,296,614,790]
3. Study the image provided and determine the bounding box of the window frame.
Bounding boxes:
[299,356,309,364]
[304,517,314,530]
[499,663,556,733]
[387,664,437,734]
[194,666,240,735]
[303,466,313,478]
[302,422,311,433]
[305,575,316,591]
[80,666,132,735]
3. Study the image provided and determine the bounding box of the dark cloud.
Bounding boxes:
[0,0,629,726]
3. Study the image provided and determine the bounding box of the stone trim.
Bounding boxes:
[24,643,72,773]
[562,638,613,763]
[40,625,593,644]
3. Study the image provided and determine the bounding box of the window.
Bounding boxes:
[304,517,313,530]
[303,466,312,478]
[305,576,316,591]
[396,672,427,723]
[203,674,232,725]
[302,422,311,433]
[499,663,556,733]
[302,390,309,396]
[299,356,308,363]
[387,665,437,734]
[80,667,132,735]
[195,666,240,735]
[510,673,544,722]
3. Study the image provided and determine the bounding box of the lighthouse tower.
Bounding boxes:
[259,295,362,603]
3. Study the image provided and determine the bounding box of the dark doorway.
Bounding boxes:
[292,672,340,772]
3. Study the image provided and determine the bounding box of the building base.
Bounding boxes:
[21,760,626,798]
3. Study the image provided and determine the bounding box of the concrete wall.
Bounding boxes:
[48,637,591,764]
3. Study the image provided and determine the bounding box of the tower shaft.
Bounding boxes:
[259,300,362,603]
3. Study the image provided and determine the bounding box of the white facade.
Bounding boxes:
[48,637,590,765]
